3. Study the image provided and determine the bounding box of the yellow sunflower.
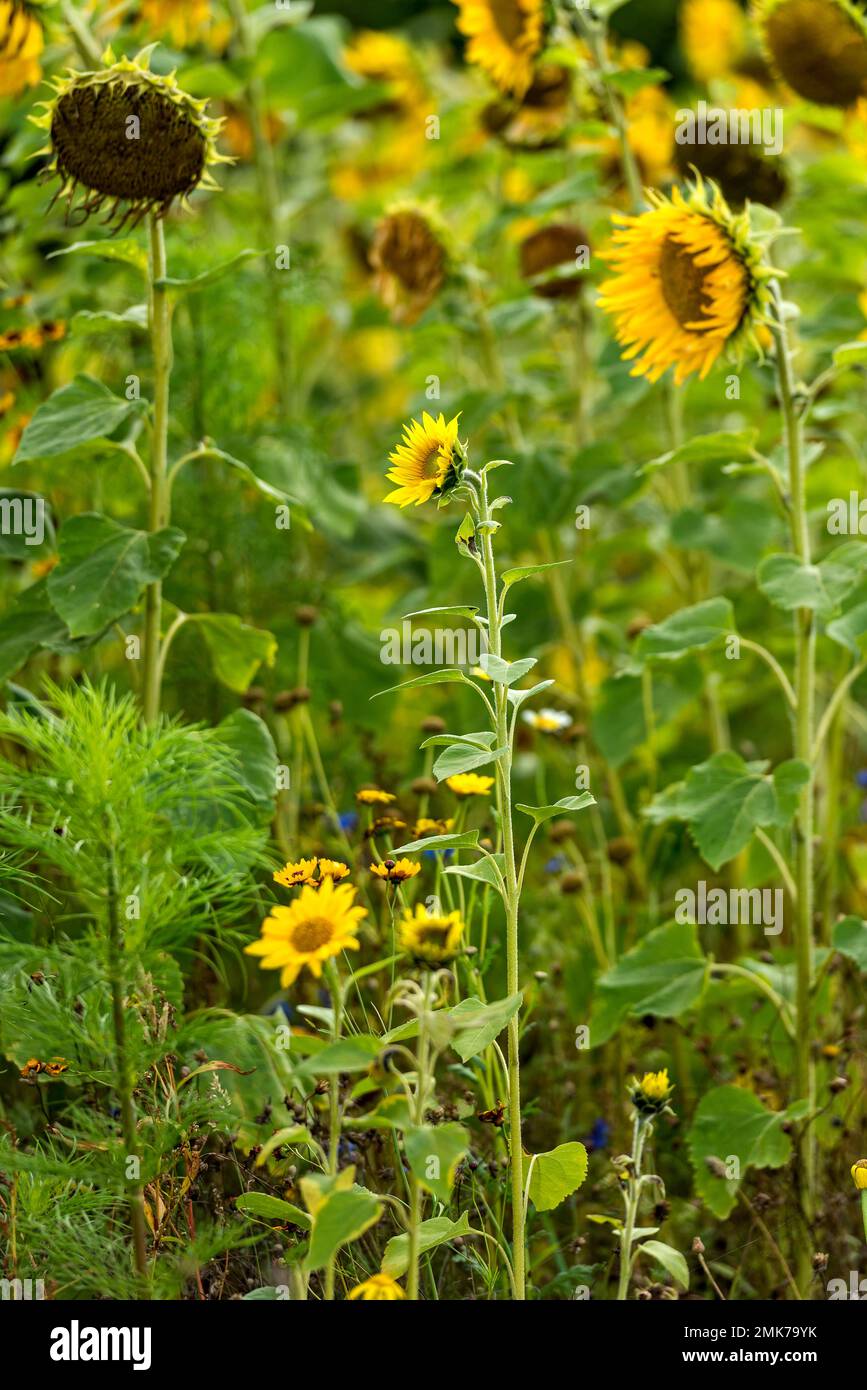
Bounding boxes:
[245,878,366,988]
[0,0,43,97]
[629,1068,675,1114]
[347,1272,406,1300]
[384,412,463,508]
[139,0,213,49]
[597,179,773,386]
[399,904,465,964]
[757,0,867,106]
[273,857,318,888]
[681,0,746,83]
[446,772,494,797]
[453,0,546,98]
[371,857,421,882]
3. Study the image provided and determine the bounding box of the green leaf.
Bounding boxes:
[593,665,702,769]
[47,238,148,272]
[0,489,54,558]
[758,544,867,617]
[71,305,149,336]
[419,730,497,750]
[445,855,505,890]
[156,249,264,293]
[47,514,185,637]
[635,598,735,662]
[381,1212,472,1278]
[432,742,505,781]
[403,604,480,622]
[455,512,476,554]
[13,375,145,466]
[395,829,481,854]
[522,1142,588,1212]
[515,793,596,824]
[371,668,475,700]
[646,752,809,870]
[591,922,706,1046]
[687,1086,795,1218]
[507,679,555,710]
[637,1240,689,1291]
[195,445,296,504]
[833,915,867,971]
[479,653,537,686]
[833,340,867,367]
[187,612,277,692]
[403,1123,468,1202]
[642,430,758,474]
[501,560,572,593]
[446,992,523,1061]
[305,1188,382,1272]
[0,580,79,681]
[214,709,278,808]
[235,1193,310,1229]
[297,1035,381,1076]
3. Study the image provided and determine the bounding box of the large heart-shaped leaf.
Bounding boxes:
[13,375,145,465]
[47,513,185,637]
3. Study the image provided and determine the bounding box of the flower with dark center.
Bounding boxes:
[452,0,546,98]
[33,50,228,231]
[519,224,590,300]
[758,0,867,107]
[369,203,449,325]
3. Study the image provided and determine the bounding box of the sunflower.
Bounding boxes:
[453,0,546,98]
[139,0,213,49]
[399,904,465,964]
[520,223,589,300]
[446,772,494,797]
[673,136,788,209]
[757,0,867,105]
[482,62,572,149]
[629,1068,674,1115]
[347,1272,407,1300]
[245,878,366,988]
[371,857,421,883]
[597,179,773,386]
[681,0,746,82]
[384,412,463,508]
[369,204,448,324]
[356,787,396,806]
[274,857,318,888]
[344,29,427,118]
[32,50,228,230]
[0,0,43,97]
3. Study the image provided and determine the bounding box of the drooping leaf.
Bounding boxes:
[590,922,706,1046]
[13,375,145,465]
[403,1123,468,1202]
[635,598,734,662]
[187,612,277,692]
[47,513,185,637]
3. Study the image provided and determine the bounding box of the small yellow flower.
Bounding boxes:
[356,787,397,806]
[598,179,773,386]
[384,412,462,509]
[371,857,421,883]
[852,1159,867,1190]
[413,817,453,838]
[245,879,366,988]
[452,0,546,98]
[399,904,465,964]
[317,859,351,884]
[274,858,318,888]
[347,1272,406,1300]
[629,1068,674,1115]
[446,773,494,797]
[522,707,571,733]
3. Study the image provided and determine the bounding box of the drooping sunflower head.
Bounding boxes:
[629,1068,675,1115]
[852,1158,867,1190]
[681,0,746,82]
[32,49,229,230]
[453,0,546,99]
[673,136,788,209]
[519,223,589,300]
[399,903,465,965]
[245,878,366,988]
[446,772,494,797]
[369,202,449,324]
[597,178,774,386]
[0,0,43,97]
[757,0,867,106]
[384,411,463,508]
[482,62,572,149]
[347,1272,407,1300]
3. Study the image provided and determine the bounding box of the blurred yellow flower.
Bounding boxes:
[453,0,545,98]
[0,0,43,97]
[140,0,213,49]
[758,0,867,106]
[370,205,448,324]
[399,903,465,963]
[344,29,427,117]
[681,0,746,83]
[446,772,494,797]
[357,787,396,805]
[852,1159,867,1190]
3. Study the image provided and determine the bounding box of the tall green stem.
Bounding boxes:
[476,471,525,1299]
[143,217,172,724]
[324,963,344,1301]
[616,1116,647,1300]
[771,284,816,1285]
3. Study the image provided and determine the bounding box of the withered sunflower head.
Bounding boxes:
[757,0,867,107]
[32,48,229,231]
[519,222,590,300]
[674,138,788,209]
[482,63,572,149]
[369,202,450,324]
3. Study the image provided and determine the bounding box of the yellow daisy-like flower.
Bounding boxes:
[681,0,746,83]
[399,904,465,964]
[274,857,318,888]
[453,0,546,98]
[597,179,773,386]
[356,787,396,806]
[371,857,421,883]
[413,816,454,838]
[384,412,463,509]
[139,0,213,49]
[347,1272,407,1300]
[245,878,366,988]
[757,0,867,106]
[446,772,494,797]
[0,0,43,97]
[317,859,351,884]
[851,1159,867,1190]
[629,1068,674,1115]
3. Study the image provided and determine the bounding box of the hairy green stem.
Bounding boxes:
[142,217,172,724]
